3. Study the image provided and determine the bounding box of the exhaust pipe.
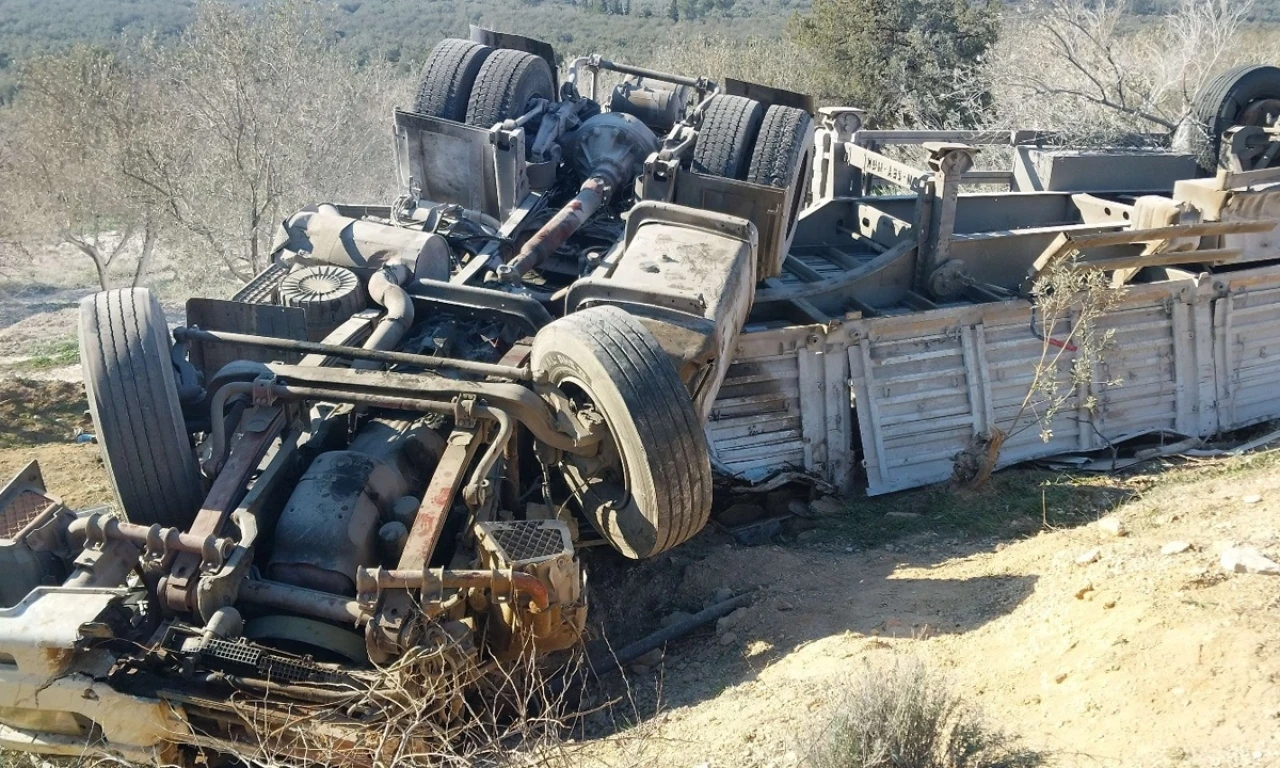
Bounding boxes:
[353,262,415,369]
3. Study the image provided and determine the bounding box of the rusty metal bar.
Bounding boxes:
[216,366,598,452]
[359,567,551,611]
[238,579,365,625]
[501,177,609,281]
[588,56,712,91]
[162,409,286,613]
[398,428,483,571]
[80,514,234,563]
[174,326,530,381]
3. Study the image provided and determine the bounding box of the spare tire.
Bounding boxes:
[531,306,712,559]
[413,39,493,122]
[747,105,815,244]
[80,288,205,528]
[1179,64,1280,173]
[691,94,765,180]
[465,49,556,129]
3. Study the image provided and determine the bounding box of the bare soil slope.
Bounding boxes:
[576,455,1280,768]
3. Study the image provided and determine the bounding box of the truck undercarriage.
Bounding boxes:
[1,31,1279,766]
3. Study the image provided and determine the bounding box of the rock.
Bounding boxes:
[1074,582,1094,600]
[1097,517,1127,537]
[796,529,820,544]
[881,617,908,632]
[885,511,922,520]
[1103,599,1117,609]
[704,588,734,609]
[716,607,749,635]
[661,611,695,629]
[1220,546,1280,575]
[730,517,785,546]
[1242,494,1263,504]
[716,503,768,527]
[628,663,651,677]
[1075,547,1102,565]
[719,632,738,647]
[809,496,846,516]
[765,489,804,517]
[1054,672,1068,684]
[1161,541,1193,555]
[788,499,814,518]
[634,648,664,666]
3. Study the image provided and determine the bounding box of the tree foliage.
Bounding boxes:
[787,0,1001,126]
[2,47,160,289]
[982,0,1263,141]
[0,0,403,289]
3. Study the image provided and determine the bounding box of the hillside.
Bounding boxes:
[0,0,807,100]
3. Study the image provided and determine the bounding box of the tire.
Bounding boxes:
[412,39,493,122]
[1179,64,1280,174]
[80,288,205,529]
[691,94,765,180]
[746,105,815,242]
[465,49,555,129]
[531,306,712,559]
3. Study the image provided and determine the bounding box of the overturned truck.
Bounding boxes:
[1,28,1279,762]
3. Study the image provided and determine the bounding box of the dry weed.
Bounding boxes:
[806,657,1045,768]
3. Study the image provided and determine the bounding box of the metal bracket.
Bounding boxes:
[251,374,278,408]
[453,393,479,429]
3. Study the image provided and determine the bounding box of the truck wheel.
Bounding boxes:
[413,39,493,122]
[465,49,555,128]
[531,306,712,559]
[1180,64,1280,173]
[691,94,765,180]
[80,288,205,529]
[747,105,815,243]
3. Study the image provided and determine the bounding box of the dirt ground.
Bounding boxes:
[568,454,1280,768]
[2,252,1278,767]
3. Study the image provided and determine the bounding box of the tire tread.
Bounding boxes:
[465,49,554,128]
[534,307,711,557]
[81,288,203,528]
[413,39,492,121]
[692,94,766,180]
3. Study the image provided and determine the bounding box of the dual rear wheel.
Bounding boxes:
[692,94,815,254]
[413,39,555,128]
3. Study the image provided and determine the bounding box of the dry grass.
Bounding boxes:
[806,658,1046,768]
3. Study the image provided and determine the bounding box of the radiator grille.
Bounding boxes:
[478,521,571,564]
[232,261,292,304]
[0,490,52,540]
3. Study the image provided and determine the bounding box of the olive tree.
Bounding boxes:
[786,0,1001,126]
[1,48,162,289]
[123,0,405,285]
[983,0,1261,141]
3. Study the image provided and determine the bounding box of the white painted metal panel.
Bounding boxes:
[1212,267,1280,431]
[846,280,1208,495]
[708,324,853,485]
[716,268,1280,497]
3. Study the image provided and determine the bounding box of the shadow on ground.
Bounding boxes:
[574,467,1135,731]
